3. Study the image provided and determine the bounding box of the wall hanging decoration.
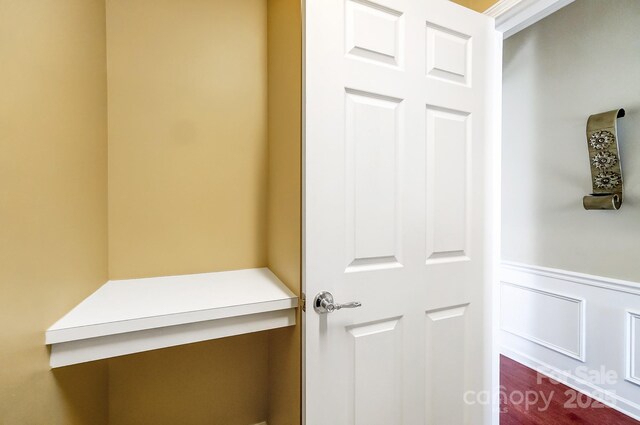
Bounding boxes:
[583,108,626,210]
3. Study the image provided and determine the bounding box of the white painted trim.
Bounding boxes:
[501,347,640,421]
[501,262,640,422]
[500,281,586,361]
[489,30,503,425]
[627,311,640,387]
[483,0,575,39]
[483,0,523,18]
[301,0,307,422]
[502,261,640,296]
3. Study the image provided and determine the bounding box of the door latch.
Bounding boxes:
[313,291,362,314]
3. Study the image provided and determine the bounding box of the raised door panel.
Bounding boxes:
[347,318,403,425]
[345,0,404,67]
[345,89,403,272]
[425,305,468,425]
[425,106,470,264]
[426,22,471,86]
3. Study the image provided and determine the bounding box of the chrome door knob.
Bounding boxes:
[313,291,362,314]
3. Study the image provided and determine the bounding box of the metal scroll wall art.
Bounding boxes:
[583,108,626,210]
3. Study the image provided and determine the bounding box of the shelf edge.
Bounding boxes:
[50,308,296,368]
[46,297,298,344]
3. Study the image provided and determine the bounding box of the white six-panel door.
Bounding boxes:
[304,0,499,423]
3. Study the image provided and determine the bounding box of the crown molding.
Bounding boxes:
[484,0,575,38]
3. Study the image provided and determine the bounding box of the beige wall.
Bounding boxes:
[107,0,268,280]
[502,0,640,280]
[105,0,273,424]
[266,0,302,424]
[0,0,109,424]
[450,0,498,12]
[1,0,302,423]
[108,333,269,425]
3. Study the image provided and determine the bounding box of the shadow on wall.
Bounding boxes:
[0,0,110,423]
[107,334,269,425]
[52,362,109,424]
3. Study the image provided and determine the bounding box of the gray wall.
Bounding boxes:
[502,0,640,281]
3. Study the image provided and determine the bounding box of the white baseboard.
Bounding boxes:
[501,347,640,421]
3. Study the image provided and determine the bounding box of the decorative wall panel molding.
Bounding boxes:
[627,312,640,387]
[502,261,640,296]
[501,262,640,421]
[501,281,585,360]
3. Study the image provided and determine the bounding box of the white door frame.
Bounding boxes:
[487,31,503,425]
[483,1,572,424]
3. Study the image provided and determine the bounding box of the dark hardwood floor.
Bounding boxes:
[500,355,639,425]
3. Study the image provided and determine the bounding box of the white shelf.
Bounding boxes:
[46,268,298,368]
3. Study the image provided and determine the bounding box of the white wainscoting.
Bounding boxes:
[501,282,585,361]
[627,312,640,387]
[501,262,640,420]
